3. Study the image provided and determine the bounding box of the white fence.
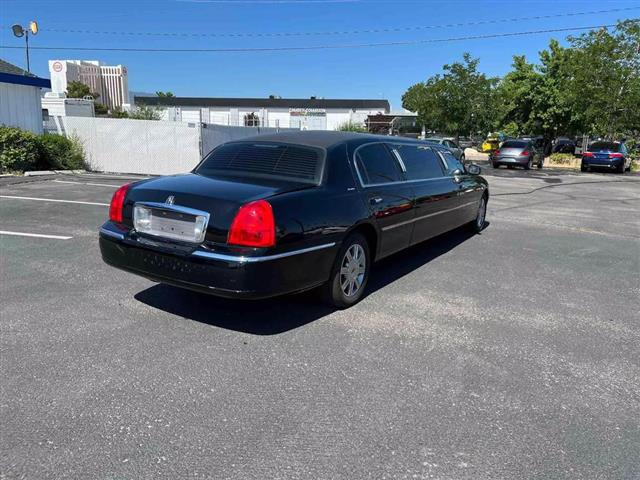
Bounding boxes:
[52,116,296,176]
[200,123,296,157]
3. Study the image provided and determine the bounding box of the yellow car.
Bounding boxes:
[481,136,500,153]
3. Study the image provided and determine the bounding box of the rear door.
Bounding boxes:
[354,143,415,258]
[390,143,460,244]
[438,149,482,227]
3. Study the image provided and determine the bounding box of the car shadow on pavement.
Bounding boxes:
[134,224,484,335]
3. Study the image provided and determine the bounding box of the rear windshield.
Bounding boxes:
[195,142,325,184]
[502,141,528,148]
[588,142,619,152]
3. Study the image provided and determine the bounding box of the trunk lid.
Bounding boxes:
[499,147,525,157]
[124,173,312,244]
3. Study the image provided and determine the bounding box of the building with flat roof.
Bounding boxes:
[0,59,51,134]
[135,96,391,130]
[48,60,129,111]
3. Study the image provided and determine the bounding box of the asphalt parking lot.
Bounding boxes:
[1,168,639,479]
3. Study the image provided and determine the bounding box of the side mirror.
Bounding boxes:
[467,164,481,175]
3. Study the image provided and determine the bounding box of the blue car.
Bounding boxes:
[581,141,632,173]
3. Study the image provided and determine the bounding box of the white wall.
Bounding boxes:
[151,105,382,130]
[0,82,43,134]
[41,97,94,117]
[62,116,201,175]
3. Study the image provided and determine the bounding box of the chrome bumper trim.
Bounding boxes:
[192,242,337,263]
[100,227,125,240]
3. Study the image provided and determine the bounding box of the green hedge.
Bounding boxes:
[0,126,41,172]
[38,133,85,170]
[0,126,85,173]
[548,153,576,165]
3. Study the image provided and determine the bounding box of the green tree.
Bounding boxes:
[156,91,175,98]
[566,20,640,137]
[66,81,99,100]
[402,53,498,139]
[495,55,541,136]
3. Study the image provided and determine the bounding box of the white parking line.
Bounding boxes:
[0,195,109,206]
[0,230,72,240]
[53,180,121,188]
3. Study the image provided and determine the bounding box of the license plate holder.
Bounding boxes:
[134,203,209,244]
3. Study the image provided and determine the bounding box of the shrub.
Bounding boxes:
[37,133,85,170]
[129,105,161,120]
[337,121,367,133]
[0,125,40,173]
[548,153,575,165]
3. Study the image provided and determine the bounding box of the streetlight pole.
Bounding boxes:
[24,30,30,73]
[11,21,38,74]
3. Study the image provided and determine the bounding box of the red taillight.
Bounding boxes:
[521,150,530,156]
[494,149,500,155]
[583,152,594,157]
[609,153,623,158]
[109,183,130,223]
[227,200,275,248]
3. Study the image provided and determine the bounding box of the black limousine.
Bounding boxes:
[100,131,488,308]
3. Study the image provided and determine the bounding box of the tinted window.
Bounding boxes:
[393,144,444,180]
[439,151,465,175]
[355,144,402,185]
[502,141,528,149]
[196,142,324,183]
[589,142,619,152]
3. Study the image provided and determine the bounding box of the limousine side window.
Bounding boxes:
[439,150,465,175]
[355,143,403,185]
[393,144,445,181]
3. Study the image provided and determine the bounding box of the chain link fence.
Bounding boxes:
[48,116,297,175]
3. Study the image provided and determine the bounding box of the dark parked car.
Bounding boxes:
[519,135,550,156]
[100,131,489,308]
[457,137,475,149]
[552,137,576,155]
[491,139,544,169]
[581,141,631,173]
[423,137,465,162]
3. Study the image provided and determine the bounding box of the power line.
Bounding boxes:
[20,7,640,38]
[0,23,635,53]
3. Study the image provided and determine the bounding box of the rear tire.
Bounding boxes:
[580,164,587,172]
[469,195,487,233]
[492,162,499,169]
[322,233,370,309]
[618,162,625,174]
[524,158,532,170]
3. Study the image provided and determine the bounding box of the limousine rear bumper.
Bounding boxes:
[99,221,338,299]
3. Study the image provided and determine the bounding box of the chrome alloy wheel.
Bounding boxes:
[477,197,487,230]
[340,244,366,297]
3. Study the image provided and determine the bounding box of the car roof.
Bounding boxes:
[226,130,446,149]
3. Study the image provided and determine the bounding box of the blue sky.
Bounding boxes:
[1,0,638,110]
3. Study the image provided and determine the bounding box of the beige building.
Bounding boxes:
[48,60,129,111]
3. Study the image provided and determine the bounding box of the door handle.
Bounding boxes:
[370,197,383,205]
